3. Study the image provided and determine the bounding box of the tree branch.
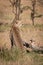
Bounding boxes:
[20,6,32,13]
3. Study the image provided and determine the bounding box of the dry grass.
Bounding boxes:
[20,24,43,46]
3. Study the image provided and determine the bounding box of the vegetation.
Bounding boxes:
[0,24,11,32]
[0,47,24,61]
[0,48,43,65]
[0,0,43,65]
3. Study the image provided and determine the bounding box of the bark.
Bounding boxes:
[31,0,36,25]
[15,0,21,20]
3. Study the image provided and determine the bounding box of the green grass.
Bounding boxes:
[21,24,43,29]
[0,24,11,32]
[26,52,43,65]
[0,47,23,61]
[0,47,43,65]
[0,23,43,32]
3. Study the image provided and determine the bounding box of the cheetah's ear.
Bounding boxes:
[30,39,33,42]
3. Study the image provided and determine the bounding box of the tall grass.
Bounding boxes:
[0,47,24,61]
[0,47,43,65]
